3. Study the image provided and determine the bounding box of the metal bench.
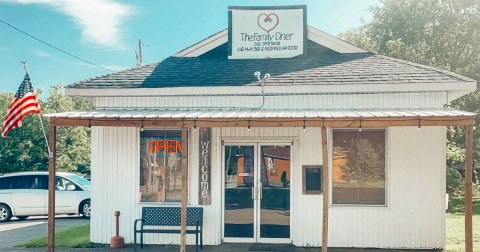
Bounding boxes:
[134,207,203,251]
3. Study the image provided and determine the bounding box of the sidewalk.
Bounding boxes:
[7,244,442,252]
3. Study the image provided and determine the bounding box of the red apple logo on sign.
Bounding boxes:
[257,13,279,33]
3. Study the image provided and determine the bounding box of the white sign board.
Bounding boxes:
[228,6,307,59]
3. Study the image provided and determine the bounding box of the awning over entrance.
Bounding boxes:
[43,107,476,252]
[45,108,476,127]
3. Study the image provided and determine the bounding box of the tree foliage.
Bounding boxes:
[340,0,480,192]
[0,84,92,174]
[0,92,48,173]
[342,2,479,151]
[341,0,480,78]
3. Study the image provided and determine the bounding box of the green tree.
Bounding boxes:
[0,92,48,172]
[340,0,480,189]
[0,84,92,174]
[341,0,480,77]
[43,84,92,174]
[446,143,466,194]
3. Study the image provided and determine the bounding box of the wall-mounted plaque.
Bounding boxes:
[198,128,211,205]
[303,165,322,194]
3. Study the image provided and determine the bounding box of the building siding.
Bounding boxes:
[328,126,446,249]
[92,92,447,110]
[90,125,446,249]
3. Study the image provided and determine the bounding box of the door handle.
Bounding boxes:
[259,183,263,200]
[251,186,256,200]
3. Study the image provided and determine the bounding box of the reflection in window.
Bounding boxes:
[140,130,183,203]
[11,176,47,190]
[56,177,76,191]
[224,145,255,238]
[332,129,386,205]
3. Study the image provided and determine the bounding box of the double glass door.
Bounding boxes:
[223,143,291,243]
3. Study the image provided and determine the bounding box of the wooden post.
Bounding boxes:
[180,128,188,252]
[47,124,56,252]
[464,125,473,252]
[321,127,329,252]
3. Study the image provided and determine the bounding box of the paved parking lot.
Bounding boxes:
[0,215,89,251]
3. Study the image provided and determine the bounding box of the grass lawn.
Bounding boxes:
[20,223,104,248]
[445,197,480,252]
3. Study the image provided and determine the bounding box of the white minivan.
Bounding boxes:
[0,171,91,223]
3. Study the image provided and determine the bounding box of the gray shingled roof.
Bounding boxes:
[69,52,475,89]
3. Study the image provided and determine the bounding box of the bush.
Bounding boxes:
[447,166,464,195]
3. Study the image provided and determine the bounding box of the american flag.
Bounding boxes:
[2,73,42,137]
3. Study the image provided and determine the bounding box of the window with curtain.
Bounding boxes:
[332,129,386,205]
[140,129,183,203]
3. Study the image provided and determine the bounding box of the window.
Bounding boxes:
[55,176,80,191]
[65,174,91,189]
[11,175,47,190]
[0,177,13,190]
[140,130,184,203]
[332,129,386,205]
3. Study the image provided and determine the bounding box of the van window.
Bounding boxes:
[12,176,48,190]
[0,177,13,189]
[55,176,82,191]
[36,176,48,189]
[12,176,30,189]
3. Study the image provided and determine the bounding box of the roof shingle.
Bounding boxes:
[68,52,475,89]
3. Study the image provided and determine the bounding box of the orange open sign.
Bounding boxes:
[147,139,183,155]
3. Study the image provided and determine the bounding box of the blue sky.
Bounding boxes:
[0,0,379,98]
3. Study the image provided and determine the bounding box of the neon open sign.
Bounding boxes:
[147,138,183,155]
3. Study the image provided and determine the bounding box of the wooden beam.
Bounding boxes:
[321,127,329,252]
[180,128,188,252]
[49,116,475,128]
[47,124,56,252]
[464,125,473,252]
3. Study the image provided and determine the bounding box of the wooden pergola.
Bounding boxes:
[46,112,476,252]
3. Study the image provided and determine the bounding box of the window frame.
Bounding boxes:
[138,128,187,205]
[330,127,389,207]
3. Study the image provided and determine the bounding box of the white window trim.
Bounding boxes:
[136,128,190,205]
[329,127,389,208]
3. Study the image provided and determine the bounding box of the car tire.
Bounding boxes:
[0,204,12,223]
[17,216,29,221]
[80,200,91,219]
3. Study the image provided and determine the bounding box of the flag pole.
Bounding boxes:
[21,61,52,157]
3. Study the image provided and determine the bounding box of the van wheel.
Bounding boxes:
[80,200,91,219]
[17,216,29,221]
[0,204,12,223]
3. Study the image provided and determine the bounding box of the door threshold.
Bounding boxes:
[222,239,292,244]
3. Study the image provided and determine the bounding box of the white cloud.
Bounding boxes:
[34,49,50,57]
[2,0,132,48]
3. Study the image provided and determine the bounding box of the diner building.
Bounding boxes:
[46,6,476,250]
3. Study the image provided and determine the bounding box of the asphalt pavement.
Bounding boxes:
[0,215,89,251]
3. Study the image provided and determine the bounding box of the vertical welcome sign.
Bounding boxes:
[228,5,307,59]
[198,128,211,205]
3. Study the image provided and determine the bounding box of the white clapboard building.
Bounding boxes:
[46,6,476,250]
